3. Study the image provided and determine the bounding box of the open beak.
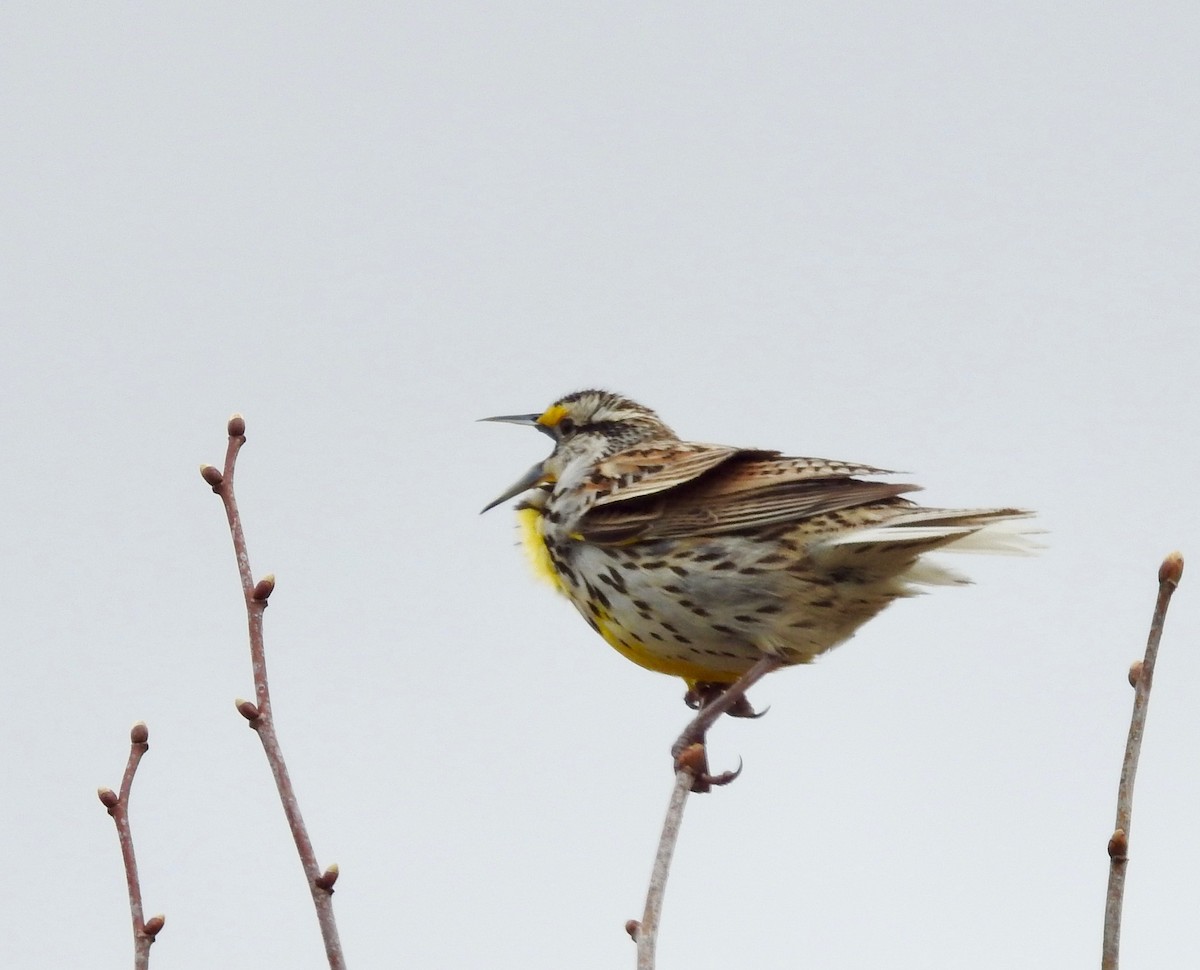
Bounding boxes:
[480,460,550,513]
[479,412,557,513]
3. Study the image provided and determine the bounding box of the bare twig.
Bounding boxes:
[630,655,783,968]
[202,414,346,969]
[98,721,164,969]
[1102,551,1184,970]
[631,769,692,970]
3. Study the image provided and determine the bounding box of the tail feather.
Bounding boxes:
[820,507,1041,557]
[812,507,1038,591]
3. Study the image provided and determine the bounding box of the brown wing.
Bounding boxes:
[580,444,754,504]
[580,451,916,544]
[588,447,895,507]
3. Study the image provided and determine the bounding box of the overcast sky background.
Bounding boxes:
[4,4,1198,968]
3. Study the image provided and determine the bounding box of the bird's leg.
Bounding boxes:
[672,655,783,793]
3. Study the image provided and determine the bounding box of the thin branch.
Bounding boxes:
[1101,551,1184,970]
[98,721,164,970]
[631,769,692,970]
[201,414,346,969]
[631,655,783,968]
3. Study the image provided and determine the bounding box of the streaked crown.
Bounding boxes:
[536,389,678,455]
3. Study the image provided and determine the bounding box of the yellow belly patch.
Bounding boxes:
[594,615,743,687]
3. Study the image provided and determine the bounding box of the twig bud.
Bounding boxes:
[252,575,276,601]
[235,698,261,721]
[97,787,119,809]
[130,721,149,745]
[143,914,166,938]
[624,919,641,941]
[227,413,246,437]
[1128,660,1143,688]
[199,464,224,489]
[1158,551,1184,587]
[315,863,340,892]
[1108,829,1128,859]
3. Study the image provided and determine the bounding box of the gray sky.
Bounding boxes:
[4,3,1198,967]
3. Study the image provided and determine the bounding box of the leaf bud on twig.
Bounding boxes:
[1158,550,1184,587]
[252,574,276,601]
[130,721,149,744]
[199,464,224,489]
[1127,660,1143,688]
[97,787,119,809]
[316,863,340,892]
[227,413,246,437]
[235,698,261,721]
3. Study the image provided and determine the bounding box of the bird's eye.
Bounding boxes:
[557,417,576,436]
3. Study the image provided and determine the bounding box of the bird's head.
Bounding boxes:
[480,389,675,512]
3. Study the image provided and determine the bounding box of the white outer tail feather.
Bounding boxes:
[820,508,1040,587]
[932,516,1042,556]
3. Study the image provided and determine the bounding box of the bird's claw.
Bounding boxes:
[728,698,770,719]
[701,756,744,789]
[673,742,744,793]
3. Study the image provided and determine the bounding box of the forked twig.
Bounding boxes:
[631,655,782,968]
[98,721,164,969]
[1101,551,1184,970]
[201,415,346,969]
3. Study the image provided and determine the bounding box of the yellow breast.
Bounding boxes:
[517,505,565,592]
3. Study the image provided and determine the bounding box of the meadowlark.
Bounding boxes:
[483,389,1033,781]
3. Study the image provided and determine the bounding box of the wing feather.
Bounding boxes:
[588,448,895,507]
[583,445,758,504]
[580,449,915,543]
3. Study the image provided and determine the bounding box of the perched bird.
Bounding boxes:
[482,389,1034,712]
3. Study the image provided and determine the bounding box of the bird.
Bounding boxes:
[482,389,1034,782]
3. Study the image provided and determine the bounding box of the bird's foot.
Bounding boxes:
[683,681,769,719]
[672,742,743,794]
[672,658,784,793]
